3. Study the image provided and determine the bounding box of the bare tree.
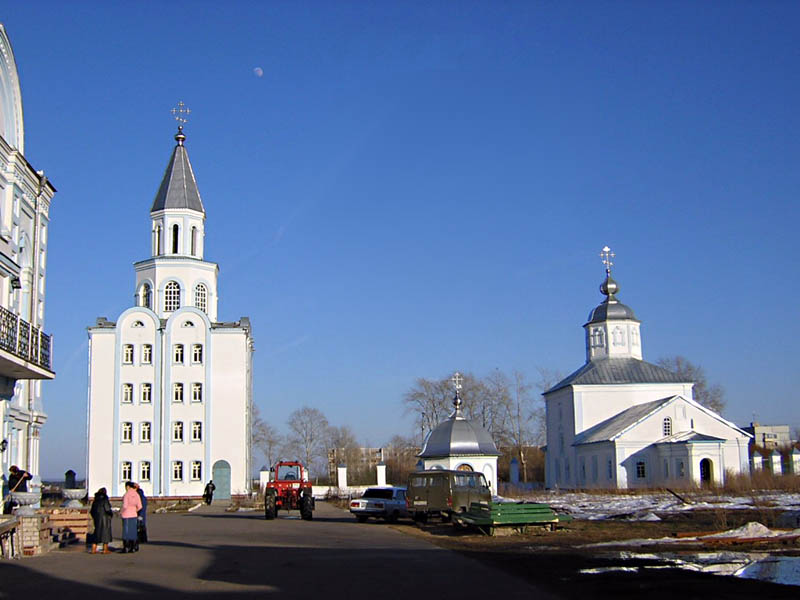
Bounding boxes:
[402,376,454,444]
[384,435,419,485]
[656,356,726,414]
[326,424,361,481]
[286,406,330,476]
[251,404,284,469]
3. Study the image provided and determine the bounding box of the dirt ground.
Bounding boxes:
[389,509,800,599]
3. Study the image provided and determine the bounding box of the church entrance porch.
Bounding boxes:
[212,460,231,500]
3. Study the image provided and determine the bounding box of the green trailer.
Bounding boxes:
[453,501,572,536]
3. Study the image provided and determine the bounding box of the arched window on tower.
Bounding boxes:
[154,226,162,256]
[194,284,207,313]
[663,417,673,437]
[140,283,152,309]
[191,227,197,256]
[172,224,180,254]
[164,281,181,312]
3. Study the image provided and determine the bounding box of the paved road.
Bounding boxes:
[0,501,556,599]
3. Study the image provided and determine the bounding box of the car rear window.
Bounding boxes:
[410,476,427,487]
[362,488,394,499]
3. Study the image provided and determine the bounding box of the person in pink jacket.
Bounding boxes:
[120,481,142,553]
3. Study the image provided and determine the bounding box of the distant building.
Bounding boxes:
[87,118,253,499]
[544,248,751,489]
[0,25,56,485]
[742,423,792,450]
[327,447,384,482]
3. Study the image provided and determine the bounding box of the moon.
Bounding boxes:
[253,67,264,78]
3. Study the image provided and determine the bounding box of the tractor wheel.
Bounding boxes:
[264,492,276,520]
[300,495,313,521]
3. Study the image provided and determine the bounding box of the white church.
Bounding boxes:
[0,24,56,486]
[87,112,254,499]
[544,248,750,489]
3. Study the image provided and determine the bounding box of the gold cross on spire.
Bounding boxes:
[171,101,191,126]
[600,246,615,274]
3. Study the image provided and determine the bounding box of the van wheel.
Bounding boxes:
[356,515,368,523]
[413,512,427,524]
[387,510,399,523]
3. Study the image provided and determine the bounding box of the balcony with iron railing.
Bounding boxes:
[0,304,54,380]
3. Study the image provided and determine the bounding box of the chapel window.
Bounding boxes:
[636,461,646,479]
[172,461,183,481]
[191,227,197,256]
[191,461,202,481]
[663,417,673,437]
[154,226,162,256]
[191,421,202,442]
[173,383,184,403]
[140,461,151,482]
[121,462,132,481]
[174,344,184,364]
[164,281,181,312]
[121,422,132,443]
[172,224,180,254]
[141,383,152,404]
[122,344,134,364]
[122,384,133,404]
[194,284,207,313]
[142,345,152,365]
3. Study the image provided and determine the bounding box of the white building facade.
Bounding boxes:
[0,24,56,485]
[544,251,750,489]
[87,124,253,499]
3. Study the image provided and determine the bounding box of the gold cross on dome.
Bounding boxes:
[451,372,463,392]
[600,246,615,273]
[171,101,191,126]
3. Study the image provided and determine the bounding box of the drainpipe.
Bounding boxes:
[25,171,46,474]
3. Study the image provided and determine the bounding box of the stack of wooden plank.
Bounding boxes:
[454,501,571,535]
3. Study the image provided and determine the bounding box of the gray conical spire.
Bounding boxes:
[150,126,205,214]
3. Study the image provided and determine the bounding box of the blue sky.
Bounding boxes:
[3,2,798,477]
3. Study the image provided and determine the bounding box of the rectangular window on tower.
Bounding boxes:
[142,344,152,364]
[121,422,132,443]
[122,384,133,404]
[173,383,184,403]
[172,461,183,481]
[191,421,202,442]
[191,461,202,481]
[192,344,203,364]
[122,344,134,364]
[140,422,151,443]
[191,383,203,403]
[174,344,184,364]
[140,461,151,482]
[121,462,132,481]
[172,421,184,442]
[141,383,152,404]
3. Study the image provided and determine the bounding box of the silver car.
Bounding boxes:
[349,486,408,522]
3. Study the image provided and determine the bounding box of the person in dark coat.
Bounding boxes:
[203,480,215,505]
[4,465,33,514]
[135,483,147,548]
[89,487,113,554]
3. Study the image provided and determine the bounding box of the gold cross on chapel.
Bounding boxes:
[600,246,615,274]
[171,101,191,126]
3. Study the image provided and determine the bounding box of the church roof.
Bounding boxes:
[150,128,205,214]
[573,397,673,445]
[419,409,501,458]
[585,299,638,324]
[657,431,726,443]
[545,357,691,394]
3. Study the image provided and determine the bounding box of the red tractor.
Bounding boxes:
[264,461,315,520]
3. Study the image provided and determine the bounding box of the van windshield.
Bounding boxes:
[362,488,394,499]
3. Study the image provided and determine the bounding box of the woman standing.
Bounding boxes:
[89,487,113,554]
[120,481,142,553]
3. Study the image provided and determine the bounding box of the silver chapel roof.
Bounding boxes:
[150,127,205,214]
[585,273,638,325]
[419,408,500,458]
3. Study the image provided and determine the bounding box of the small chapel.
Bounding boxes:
[418,372,500,491]
[544,247,750,489]
[87,106,254,499]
